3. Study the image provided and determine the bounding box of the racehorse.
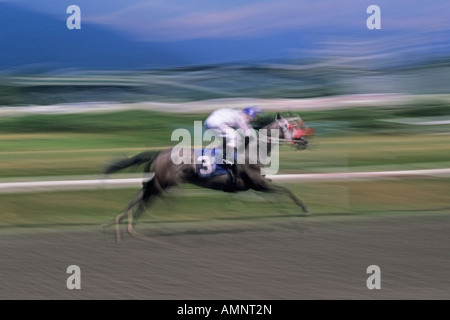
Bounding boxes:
[103,113,310,242]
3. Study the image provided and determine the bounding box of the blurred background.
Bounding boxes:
[0,0,449,226]
[2,1,450,301]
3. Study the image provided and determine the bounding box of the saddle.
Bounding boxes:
[194,148,237,184]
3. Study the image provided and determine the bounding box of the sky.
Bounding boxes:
[4,0,449,40]
[0,0,449,69]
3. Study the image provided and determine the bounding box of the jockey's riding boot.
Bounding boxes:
[222,157,237,191]
[222,146,237,191]
[227,163,237,184]
[222,154,236,182]
[222,163,237,192]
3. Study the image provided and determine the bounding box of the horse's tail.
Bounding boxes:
[104,150,160,175]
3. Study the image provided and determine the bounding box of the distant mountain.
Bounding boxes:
[0,3,321,70]
[0,3,187,70]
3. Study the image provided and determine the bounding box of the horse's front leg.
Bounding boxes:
[245,167,310,215]
[256,178,309,215]
[270,184,310,215]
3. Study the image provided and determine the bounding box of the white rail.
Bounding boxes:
[1,169,449,194]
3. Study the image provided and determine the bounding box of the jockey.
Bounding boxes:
[204,106,262,185]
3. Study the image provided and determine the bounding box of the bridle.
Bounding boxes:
[259,117,301,145]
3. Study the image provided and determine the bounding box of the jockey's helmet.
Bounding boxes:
[243,106,263,119]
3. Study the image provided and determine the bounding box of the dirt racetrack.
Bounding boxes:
[1,212,449,300]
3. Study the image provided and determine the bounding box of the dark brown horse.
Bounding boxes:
[103,113,309,241]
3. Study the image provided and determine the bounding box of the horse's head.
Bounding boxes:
[261,113,312,149]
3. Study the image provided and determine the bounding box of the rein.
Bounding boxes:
[257,119,295,145]
[257,133,293,145]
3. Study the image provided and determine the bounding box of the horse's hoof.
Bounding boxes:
[299,207,311,216]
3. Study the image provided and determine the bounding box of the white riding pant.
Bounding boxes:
[218,125,238,149]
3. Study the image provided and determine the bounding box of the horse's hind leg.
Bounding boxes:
[126,200,151,241]
[114,189,145,243]
[124,178,163,241]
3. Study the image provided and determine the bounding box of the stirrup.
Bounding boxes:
[223,159,234,166]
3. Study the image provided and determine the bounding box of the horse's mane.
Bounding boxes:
[252,113,278,130]
[252,112,299,130]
